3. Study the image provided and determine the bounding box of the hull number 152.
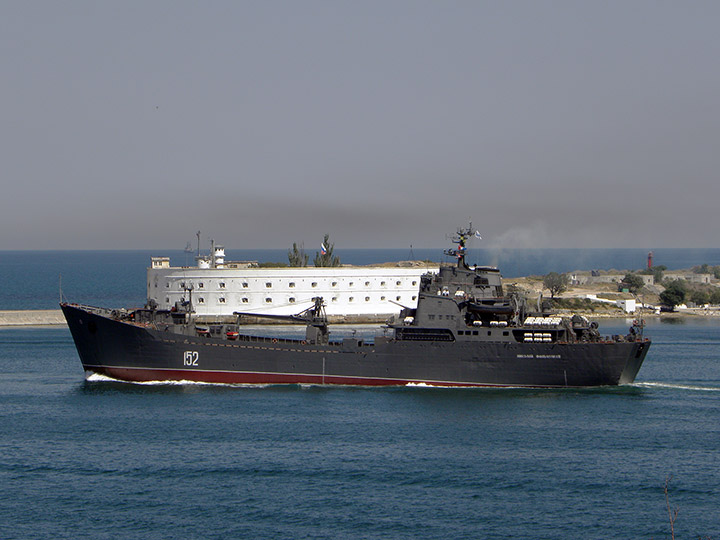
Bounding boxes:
[183,351,199,366]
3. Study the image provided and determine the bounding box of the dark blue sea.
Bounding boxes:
[1,249,720,539]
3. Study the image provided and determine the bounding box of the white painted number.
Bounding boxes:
[183,351,199,366]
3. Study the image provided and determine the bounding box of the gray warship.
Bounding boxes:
[62,227,650,387]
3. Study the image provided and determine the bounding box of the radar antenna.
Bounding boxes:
[444,221,482,267]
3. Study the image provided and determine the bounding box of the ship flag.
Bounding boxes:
[321,243,327,255]
[474,230,482,239]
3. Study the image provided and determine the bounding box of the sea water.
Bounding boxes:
[1,318,719,539]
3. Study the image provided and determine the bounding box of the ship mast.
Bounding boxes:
[444,223,479,268]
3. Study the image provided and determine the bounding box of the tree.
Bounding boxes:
[619,273,644,294]
[288,242,308,267]
[313,234,341,267]
[543,272,568,298]
[689,289,709,306]
[709,289,720,305]
[659,280,687,309]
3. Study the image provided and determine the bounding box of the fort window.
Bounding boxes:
[312,282,318,288]
[289,297,295,303]
[265,298,272,303]
[265,282,272,288]
[332,281,337,287]
[219,282,226,289]
[242,282,249,288]
[218,297,226,304]
[289,282,295,288]
[198,297,205,304]
[242,298,249,303]
[365,297,370,302]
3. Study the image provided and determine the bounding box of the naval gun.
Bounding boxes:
[234,296,329,345]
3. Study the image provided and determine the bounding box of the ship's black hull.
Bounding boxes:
[62,304,649,387]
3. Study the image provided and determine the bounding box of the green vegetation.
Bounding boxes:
[314,233,341,267]
[689,289,709,305]
[550,297,598,312]
[542,272,569,298]
[619,273,644,294]
[257,261,288,268]
[659,279,687,309]
[287,242,309,267]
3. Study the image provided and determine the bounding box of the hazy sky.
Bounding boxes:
[2,1,719,250]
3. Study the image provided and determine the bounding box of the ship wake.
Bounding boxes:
[632,381,720,393]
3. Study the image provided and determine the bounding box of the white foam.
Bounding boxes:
[84,371,270,388]
[633,381,720,392]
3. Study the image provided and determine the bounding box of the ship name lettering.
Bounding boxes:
[517,354,534,359]
[535,354,561,359]
[183,351,199,366]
